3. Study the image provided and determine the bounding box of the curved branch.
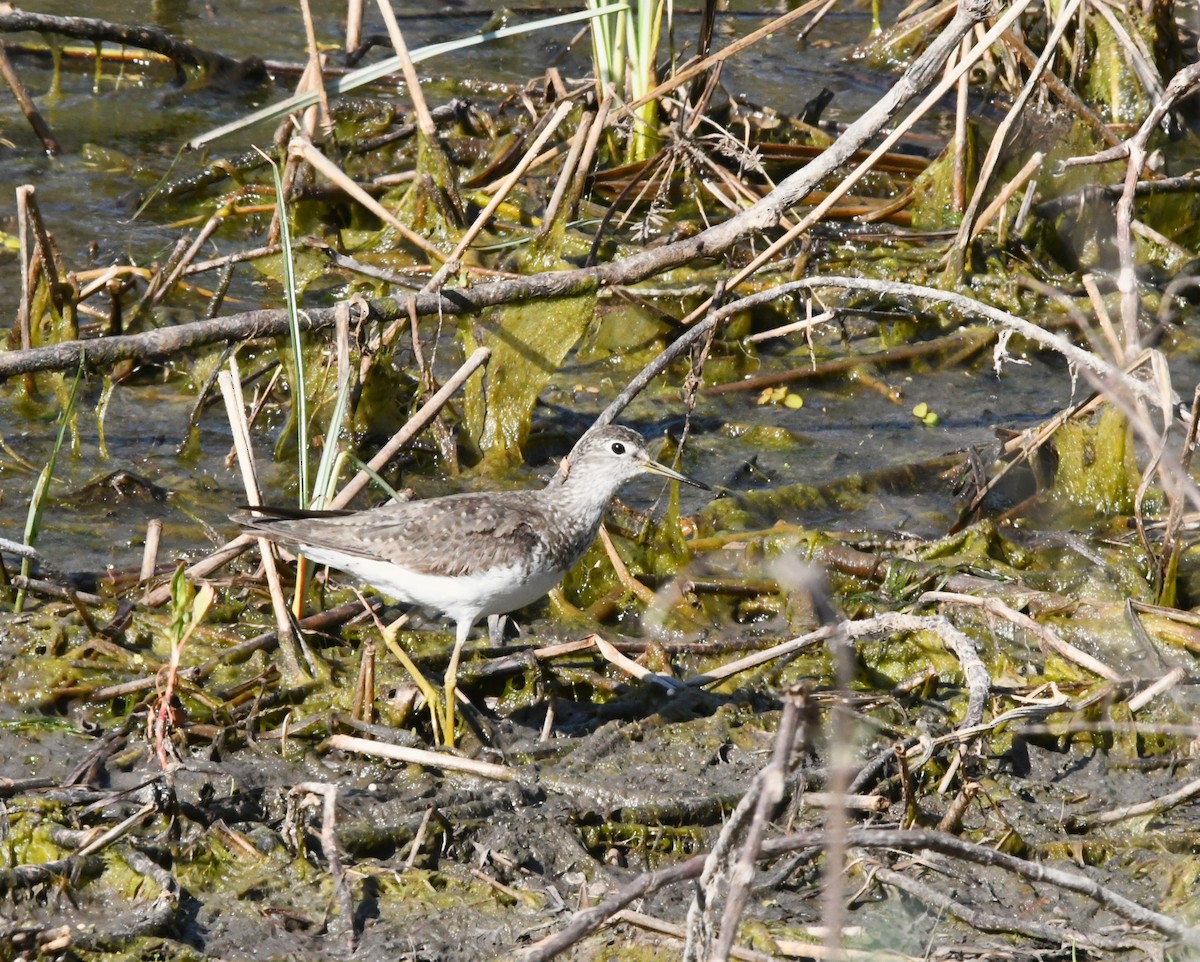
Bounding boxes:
[0,12,267,80]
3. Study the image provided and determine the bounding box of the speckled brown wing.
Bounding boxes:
[240,491,550,578]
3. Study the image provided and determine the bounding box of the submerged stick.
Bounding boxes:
[0,44,59,154]
[0,11,265,80]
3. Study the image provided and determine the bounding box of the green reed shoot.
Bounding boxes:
[15,354,84,613]
[259,149,309,510]
[588,0,669,162]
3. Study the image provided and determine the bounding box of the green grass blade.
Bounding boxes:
[188,4,630,150]
[16,353,84,613]
[258,150,309,509]
[311,373,353,509]
[345,453,404,504]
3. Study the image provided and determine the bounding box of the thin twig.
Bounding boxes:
[332,346,489,507]
[0,43,60,153]
[920,590,1121,681]
[219,363,306,682]
[375,0,436,139]
[327,733,518,780]
[514,826,1200,960]
[949,0,1082,265]
[1090,774,1200,825]
[420,99,574,295]
[291,135,446,261]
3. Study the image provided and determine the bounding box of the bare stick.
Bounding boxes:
[920,590,1122,681]
[327,733,518,780]
[152,213,225,306]
[515,826,1200,960]
[575,269,1166,474]
[1127,664,1186,713]
[872,865,1134,950]
[569,87,613,220]
[0,44,60,154]
[332,346,489,507]
[1061,61,1200,354]
[141,535,252,608]
[291,782,352,947]
[744,309,836,344]
[1092,773,1200,825]
[1002,27,1120,147]
[137,236,189,316]
[375,0,436,139]
[219,363,306,682]
[10,575,101,606]
[712,699,800,959]
[949,0,1082,269]
[291,136,446,261]
[15,185,33,356]
[21,187,63,313]
[345,0,363,54]
[686,627,833,687]
[298,0,332,136]
[761,277,1170,413]
[951,37,970,212]
[139,519,162,602]
[0,11,265,79]
[421,100,574,295]
[968,150,1045,244]
[1116,68,1200,353]
[538,109,594,241]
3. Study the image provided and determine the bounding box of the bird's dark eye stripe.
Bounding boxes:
[611,442,625,454]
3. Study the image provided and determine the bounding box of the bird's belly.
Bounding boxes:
[299,546,566,621]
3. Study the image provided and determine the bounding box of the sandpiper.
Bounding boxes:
[233,424,708,741]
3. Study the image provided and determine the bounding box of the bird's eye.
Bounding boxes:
[611,442,626,455]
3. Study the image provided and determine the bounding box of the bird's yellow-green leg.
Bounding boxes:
[443,622,471,748]
[381,624,446,745]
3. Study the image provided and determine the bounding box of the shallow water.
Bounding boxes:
[0,0,938,576]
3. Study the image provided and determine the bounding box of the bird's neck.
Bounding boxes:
[543,468,623,522]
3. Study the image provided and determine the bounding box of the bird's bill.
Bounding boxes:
[642,459,710,490]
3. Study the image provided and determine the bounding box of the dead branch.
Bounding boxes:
[0,11,267,81]
[0,42,59,153]
[871,864,1137,950]
[514,826,1200,960]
